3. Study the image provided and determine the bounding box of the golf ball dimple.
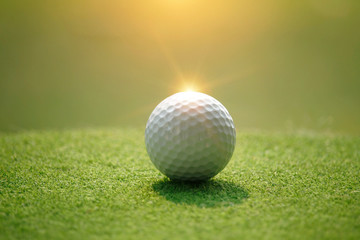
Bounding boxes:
[145,91,236,181]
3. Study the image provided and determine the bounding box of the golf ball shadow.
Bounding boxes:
[152,178,248,208]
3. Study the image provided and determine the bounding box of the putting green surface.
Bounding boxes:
[1,129,359,240]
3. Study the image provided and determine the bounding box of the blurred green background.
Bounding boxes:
[1,0,359,134]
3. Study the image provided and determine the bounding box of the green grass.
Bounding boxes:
[0,129,359,240]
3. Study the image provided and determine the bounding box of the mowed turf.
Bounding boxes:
[0,129,359,240]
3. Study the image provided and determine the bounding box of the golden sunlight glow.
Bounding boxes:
[185,88,195,92]
[184,83,197,92]
[180,80,201,93]
[170,75,211,94]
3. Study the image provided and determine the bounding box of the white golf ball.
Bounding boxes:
[145,91,236,181]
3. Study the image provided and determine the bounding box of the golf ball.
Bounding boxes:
[145,91,236,181]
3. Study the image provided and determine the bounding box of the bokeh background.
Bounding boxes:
[1,0,359,134]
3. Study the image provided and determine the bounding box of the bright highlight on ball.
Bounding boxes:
[145,91,236,181]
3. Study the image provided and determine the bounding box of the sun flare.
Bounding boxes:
[184,84,197,92]
[173,76,209,94]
